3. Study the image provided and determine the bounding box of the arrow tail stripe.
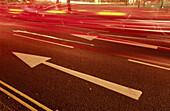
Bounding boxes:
[44,62,142,100]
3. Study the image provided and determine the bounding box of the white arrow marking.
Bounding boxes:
[71,34,97,40]
[13,30,94,46]
[71,34,158,49]
[13,52,142,100]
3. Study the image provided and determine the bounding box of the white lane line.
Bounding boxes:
[71,33,158,49]
[128,59,170,71]
[0,80,53,111]
[71,34,97,40]
[0,87,38,111]
[13,33,74,48]
[13,30,94,46]
[97,38,158,49]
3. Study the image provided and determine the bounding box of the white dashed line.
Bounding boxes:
[128,59,170,71]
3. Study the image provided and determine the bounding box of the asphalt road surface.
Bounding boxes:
[0,5,170,111]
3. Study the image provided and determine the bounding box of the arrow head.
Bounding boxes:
[12,52,51,68]
[71,34,97,40]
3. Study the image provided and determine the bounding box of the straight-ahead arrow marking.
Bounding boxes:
[13,52,142,100]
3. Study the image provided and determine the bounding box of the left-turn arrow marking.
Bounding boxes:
[13,52,142,100]
[12,52,51,68]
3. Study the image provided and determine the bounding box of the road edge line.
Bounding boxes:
[0,80,53,111]
[0,87,38,111]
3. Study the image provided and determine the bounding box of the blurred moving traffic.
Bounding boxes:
[0,1,170,110]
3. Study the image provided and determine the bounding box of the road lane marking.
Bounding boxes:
[71,34,97,40]
[13,33,74,48]
[71,34,158,49]
[128,59,170,71]
[0,87,38,111]
[0,80,53,111]
[13,30,94,46]
[96,37,158,49]
[13,52,143,100]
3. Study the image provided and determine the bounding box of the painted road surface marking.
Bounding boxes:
[0,87,38,111]
[128,59,170,71]
[13,52,142,100]
[13,33,74,48]
[0,80,53,111]
[71,34,97,40]
[71,34,158,49]
[13,30,94,46]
